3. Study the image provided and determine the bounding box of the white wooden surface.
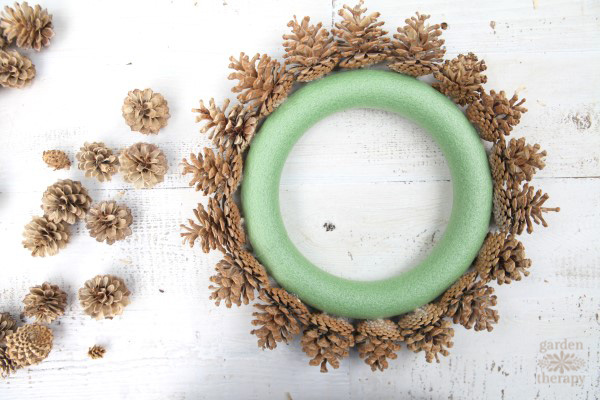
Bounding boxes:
[0,0,599,399]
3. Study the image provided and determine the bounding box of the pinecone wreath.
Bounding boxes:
[23,282,68,324]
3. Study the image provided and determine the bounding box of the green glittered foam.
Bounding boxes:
[241,70,492,319]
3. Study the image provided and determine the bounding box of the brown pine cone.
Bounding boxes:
[0,347,17,379]
[181,147,242,200]
[78,275,131,320]
[76,142,119,182]
[228,53,293,118]
[41,179,92,224]
[433,52,487,106]
[489,138,546,186]
[397,303,445,331]
[0,48,35,88]
[301,314,354,373]
[0,2,54,51]
[250,287,310,350]
[388,12,445,77]
[355,319,402,372]
[122,88,170,134]
[42,150,70,171]
[0,312,17,345]
[119,142,168,189]
[283,16,339,82]
[88,345,105,360]
[23,282,67,324]
[208,250,269,308]
[5,324,53,368]
[467,90,527,142]
[85,201,133,245]
[475,231,532,285]
[22,216,70,257]
[402,318,454,363]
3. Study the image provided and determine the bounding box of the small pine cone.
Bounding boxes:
[182,147,242,200]
[78,275,131,320]
[0,48,35,88]
[0,2,54,51]
[208,250,269,308]
[388,12,445,77]
[122,88,170,134]
[41,179,92,224]
[402,318,454,363]
[489,137,546,186]
[301,314,355,373]
[467,90,527,142]
[42,150,70,171]
[22,216,70,257]
[119,142,168,189]
[228,53,293,118]
[0,348,17,379]
[250,287,310,350]
[355,319,402,372]
[85,201,133,245]
[283,16,339,82]
[475,231,532,285]
[88,345,105,360]
[397,303,445,331]
[76,142,119,182]
[5,324,53,368]
[23,282,67,324]
[0,312,17,345]
[433,52,487,106]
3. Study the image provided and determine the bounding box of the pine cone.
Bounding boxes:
[42,150,70,170]
[397,303,445,331]
[0,2,54,51]
[283,16,339,82]
[119,142,168,189]
[402,318,453,363]
[182,147,242,200]
[78,275,131,320]
[0,48,35,88]
[122,88,170,134]
[490,138,546,186]
[467,90,527,142]
[5,324,53,368]
[388,12,445,77]
[0,312,17,345]
[85,201,133,245]
[493,182,560,235]
[250,287,310,350]
[301,314,354,373]
[355,319,402,372]
[88,345,105,359]
[475,231,532,285]
[0,28,5,48]
[41,179,92,224]
[22,216,70,257]
[193,98,258,153]
[23,282,67,324]
[0,348,17,379]
[433,52,487,106]
[332,1,390,68]
[76,142,119,182]
[208,250,269,308]
[228,53,293,118]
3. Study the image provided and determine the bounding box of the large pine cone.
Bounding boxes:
[355,319,402,372]
[0,2,54,51]
[475,231,532,285]
[78,275,131,320]
[85,201,133,245]
[5,324,53,368]
[0,312,17,345]
[0,48,35,88]
[433,52,487,106]
[467,90,527,142]
[22,216,70,257]
[301,314,354,373]
[489,138,546,186]
[119,142,168,189]
[41,179,92,224]
[76,142,119,182]
[23,282,68,324]
[122,88,170,134]
[182,147,242,200]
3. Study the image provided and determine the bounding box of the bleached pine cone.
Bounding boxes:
[22,216,70,257]
[41,179,92,224]
[0,2,54,51]
[85,201,133,245]
[119,142,168,189]
[78,275,131,320]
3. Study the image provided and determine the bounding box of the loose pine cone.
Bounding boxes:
[42,150,70,170]
[88,345,105,359]
[85,201,133,245]
[122,88,170,134]
[41,179,92,224]
[402,318,454,363]
[0,48,35,88]
[5,324,53,368]
[332,1,390,69]
[119,142,168,189]
[397,303,445,331]
[23,282,67,324]
[389,12,445,77]
[433,52,487,106]
[182,147,242,200]
[0,2,54,51]
[251,287,310,350]
[301,314,355,373]
[467,90,527,142]
[0,312,17,345]
[76,142,119,182]
[283,16,339,82]
[475,231,532,285]
[208,250,269,308]
[22,216,70,257]
[355,319,402,372]
[0,348,17,379]
[228,53,293,118]
[78,275,131,320]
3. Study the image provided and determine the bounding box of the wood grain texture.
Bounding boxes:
[0,0,598,399]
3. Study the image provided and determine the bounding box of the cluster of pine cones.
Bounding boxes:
[0,2,53,89]
[1,276,129,379]
[179,1,560,373]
